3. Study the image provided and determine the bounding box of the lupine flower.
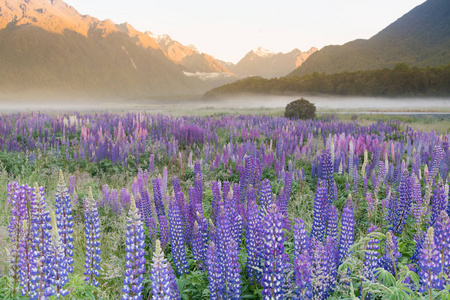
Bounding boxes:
[207,241,223,300]
[325,235,338,293]
[18,220,38,299]
[215,206,241,299]
[259,179,274,211]
[338,198,355,264]
[245,197,263,284]
[30,183,54,298]
[326,205,338,241]
[391,168,412,234]
[168,197,189,275]
[150,240,181,299]
[310,237,330,299]
[55,170,74,273]
[320,149,335,204]
[262,204,286,299]
[363,225,381,283]
[294,252,313,299]
[311,180,328,242]
[434,210,450,277]
[382,231,401,278]
[49,211,69,299]
[430,182,447,227]
[293,218,311,259]
[122,195,146,300]
[418,227,444,292]
[7,182,26,296]
[83,187,101,287]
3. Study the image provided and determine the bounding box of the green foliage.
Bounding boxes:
[284,98,316,119]
[204,63,450,98]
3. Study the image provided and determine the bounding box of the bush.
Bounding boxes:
[284,98,316,119]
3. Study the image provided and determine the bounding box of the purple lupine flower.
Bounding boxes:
[8,182,27,296]
[326,205,338,241]
[262,204,286,299]
[418,227,444,292]
[207,241,223,300]
[293,218,311,259]
[30,183,54,298]
[338,197,355,265]
[158,215,170,250]
[259,179,274,212]
[382,231,401,278]
[311,180,328,242]
[245,197,263,284]
[434,210,450,277]
[152,178,165,218]
[294,252,313,299]
[320,149,335,205]
[325,235,338,294]
[49,212,69,299]
[55,170,74,273]
[363,225,381,282]
[211,181,222,223]
[430,182,447,227]
[148,154,155,174]
[83,188,101,287]
[18,220,38,299]
[216,206,241,299]
[310,237,330,299]
[392,168,411,234]
[121,195,146,300]
[168,197,189,275]
[411,231,425,263]
[150,240,181,299]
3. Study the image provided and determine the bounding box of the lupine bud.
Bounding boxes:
[83,187,101,287]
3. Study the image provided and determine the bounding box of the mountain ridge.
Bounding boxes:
[289,0,450,77]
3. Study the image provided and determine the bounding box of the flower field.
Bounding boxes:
[0,112,449,299]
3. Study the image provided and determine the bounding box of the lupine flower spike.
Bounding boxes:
[150,240,181,299]
[84,187,102,287]
[55,170,74,273]
[122,195,146,300]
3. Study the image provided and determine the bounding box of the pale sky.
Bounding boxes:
[64,0,425,63]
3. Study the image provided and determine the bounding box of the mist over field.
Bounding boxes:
[1,95,449,114]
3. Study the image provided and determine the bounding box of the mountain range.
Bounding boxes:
[223,47,318,78]
[289,0,450,77]
[0,0,315,98]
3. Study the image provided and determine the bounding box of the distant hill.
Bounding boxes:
[223,47,318,78]
[0,0,205,98]
[203,63,450,99]
[290,0,450,77]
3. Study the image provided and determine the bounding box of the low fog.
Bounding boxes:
[0,94,449,114]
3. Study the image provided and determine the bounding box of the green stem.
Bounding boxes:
[389,250,398,280]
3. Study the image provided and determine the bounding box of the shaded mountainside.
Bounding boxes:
[225,47,317,78]
[203,63,450,99]
[290,0,450,77]
[0,0,205,97]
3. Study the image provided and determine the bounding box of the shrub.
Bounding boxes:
[284,98,316,119]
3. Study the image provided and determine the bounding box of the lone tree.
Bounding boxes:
[284,98,316,119]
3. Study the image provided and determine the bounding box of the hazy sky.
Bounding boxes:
[65,0,425,63]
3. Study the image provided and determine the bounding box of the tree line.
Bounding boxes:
[203,63,450,98]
